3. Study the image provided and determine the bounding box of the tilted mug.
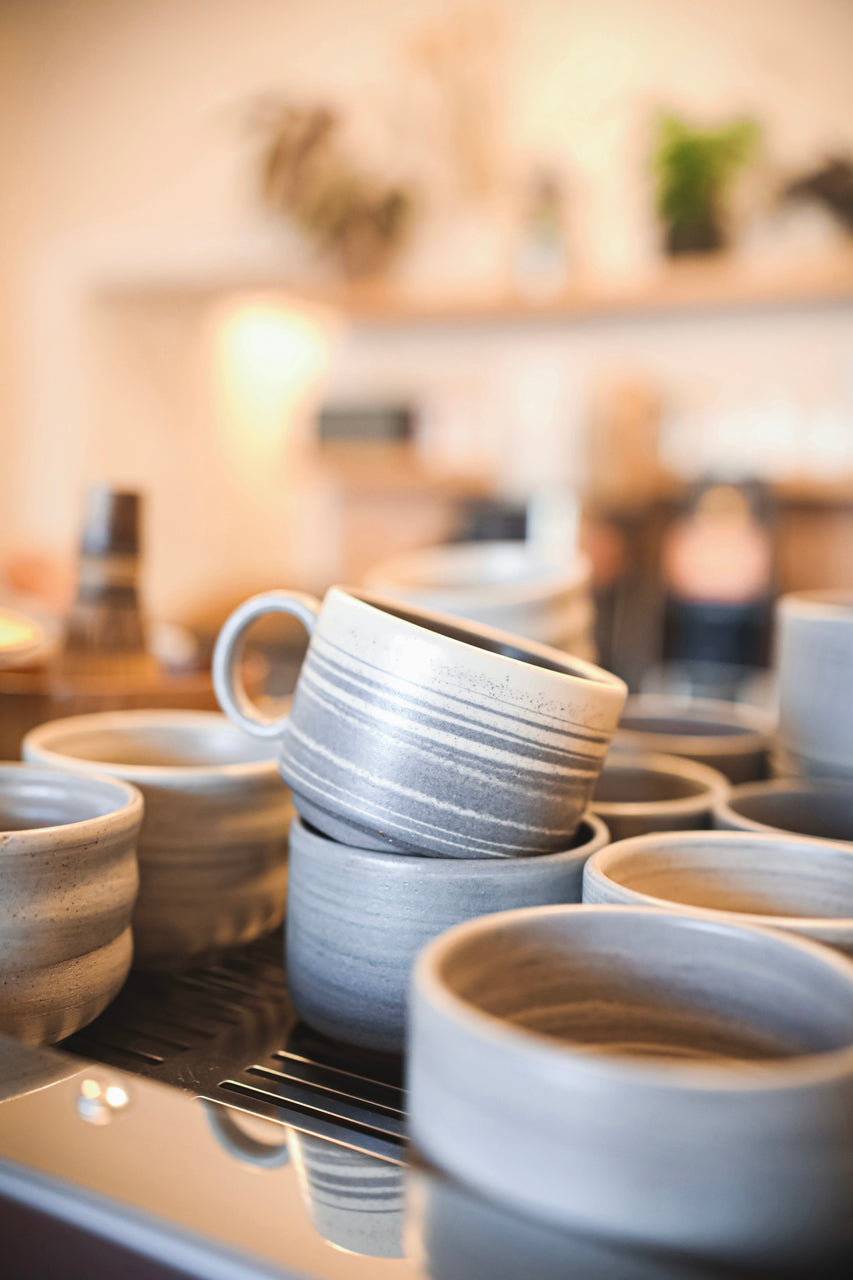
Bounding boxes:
[213,586,626,859]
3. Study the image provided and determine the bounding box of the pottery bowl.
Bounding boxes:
[590,752,727,842]
[777,591,853,780]
[612,695,771,784]
[24,710,292,967]
[714,779,853,848]
[286,812,609,1053]
[0,762,141,1043]
[583,829,853,955]
[409,904,853,1258]
[214,587,625,858]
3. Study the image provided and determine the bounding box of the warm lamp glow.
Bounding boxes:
[211,299,336,478]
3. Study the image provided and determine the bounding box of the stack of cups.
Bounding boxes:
[364,540,598,661]
[213,586,627,1053]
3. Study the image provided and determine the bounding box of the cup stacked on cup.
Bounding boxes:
[365,540,598,661]
[214,585,627,1052]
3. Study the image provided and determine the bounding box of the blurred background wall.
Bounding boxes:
[1,0,852,628]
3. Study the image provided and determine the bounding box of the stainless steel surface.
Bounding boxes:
[63,928,405,1163]
[0,929,849,1277]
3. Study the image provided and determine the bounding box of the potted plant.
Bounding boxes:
[652,113,759,255]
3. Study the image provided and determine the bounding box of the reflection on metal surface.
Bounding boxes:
[290,1129,405,1258]
[202,1099,290,1169]
[1,931,848,1277]
[77,1075,131,1125]
[410,1161,853,1280]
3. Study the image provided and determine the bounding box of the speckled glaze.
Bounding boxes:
[590,752,727,842]
[409,904,853,1259]
[214,587,625,858]
[23,710,292,967]
[286,812,610,1052]
[777,591,853,781]
[583,829,853,955]
[714,779,853,849]
[0,763,141,1044]
[365,541,597,658]
[612,695,772,784]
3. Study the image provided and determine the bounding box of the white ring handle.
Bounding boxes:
[213,589,321,739]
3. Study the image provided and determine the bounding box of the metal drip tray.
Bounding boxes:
[62,929,405,1163]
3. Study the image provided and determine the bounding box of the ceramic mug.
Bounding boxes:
[0,762,142,1043]
[776,591,853,781]
[590,752,728,842]
[409,903,853,1260]
[714,779,853,849]
[24,710,292,967]
[286,812,610,1052]
[583,829,853,956]
[612,695,772,784]
[214,587,626,859]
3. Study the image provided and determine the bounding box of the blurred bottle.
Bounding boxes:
[55,485,159,681]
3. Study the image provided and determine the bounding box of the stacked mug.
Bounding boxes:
[213,585,627,1052]
[364,540,598,661]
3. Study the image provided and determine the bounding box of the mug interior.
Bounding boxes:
[593,766,709,806]
[619,713,747,740]
[36,718,273,770]
[355,592,597,681]
[596,838,853,920]
[0,768,128,830]
[437,910,853,1063]
[730,788,853,843]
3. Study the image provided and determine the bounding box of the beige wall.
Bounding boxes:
[2,0,853,619]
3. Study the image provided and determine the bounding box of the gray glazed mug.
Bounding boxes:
[777,590,853,781]
[583,829,853,956]
[0,762,142,1044]
[214,587,626,859]
[612,695,772,784]
[286,812,610,1052]
[714,779,853,848]
[24,710,292,967]
[590,752,728,842]
[409,904,853,1259]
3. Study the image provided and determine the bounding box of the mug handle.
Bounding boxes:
[213,589,321,739]
[202,1100,290,1169]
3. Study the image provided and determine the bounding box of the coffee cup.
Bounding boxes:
[213,587,626,859]
[24,709,291,966]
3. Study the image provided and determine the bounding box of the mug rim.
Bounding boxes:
[23,708,281,782]
[778,589,853,621]
[615,694,773,757]
[0,760,142,850]
[591,751,727,822]
[414,903,853,1093]
[584,829,853,935]
[715,778,853,847]
[332,586,626,703]
[290,810,610,872]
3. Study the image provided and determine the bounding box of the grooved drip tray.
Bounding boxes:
[0,930,849,1279]
[62,928,406,1164]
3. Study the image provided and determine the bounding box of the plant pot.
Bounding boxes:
[664,215,725,256]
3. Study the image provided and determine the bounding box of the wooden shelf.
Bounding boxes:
[98,247,853,326]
